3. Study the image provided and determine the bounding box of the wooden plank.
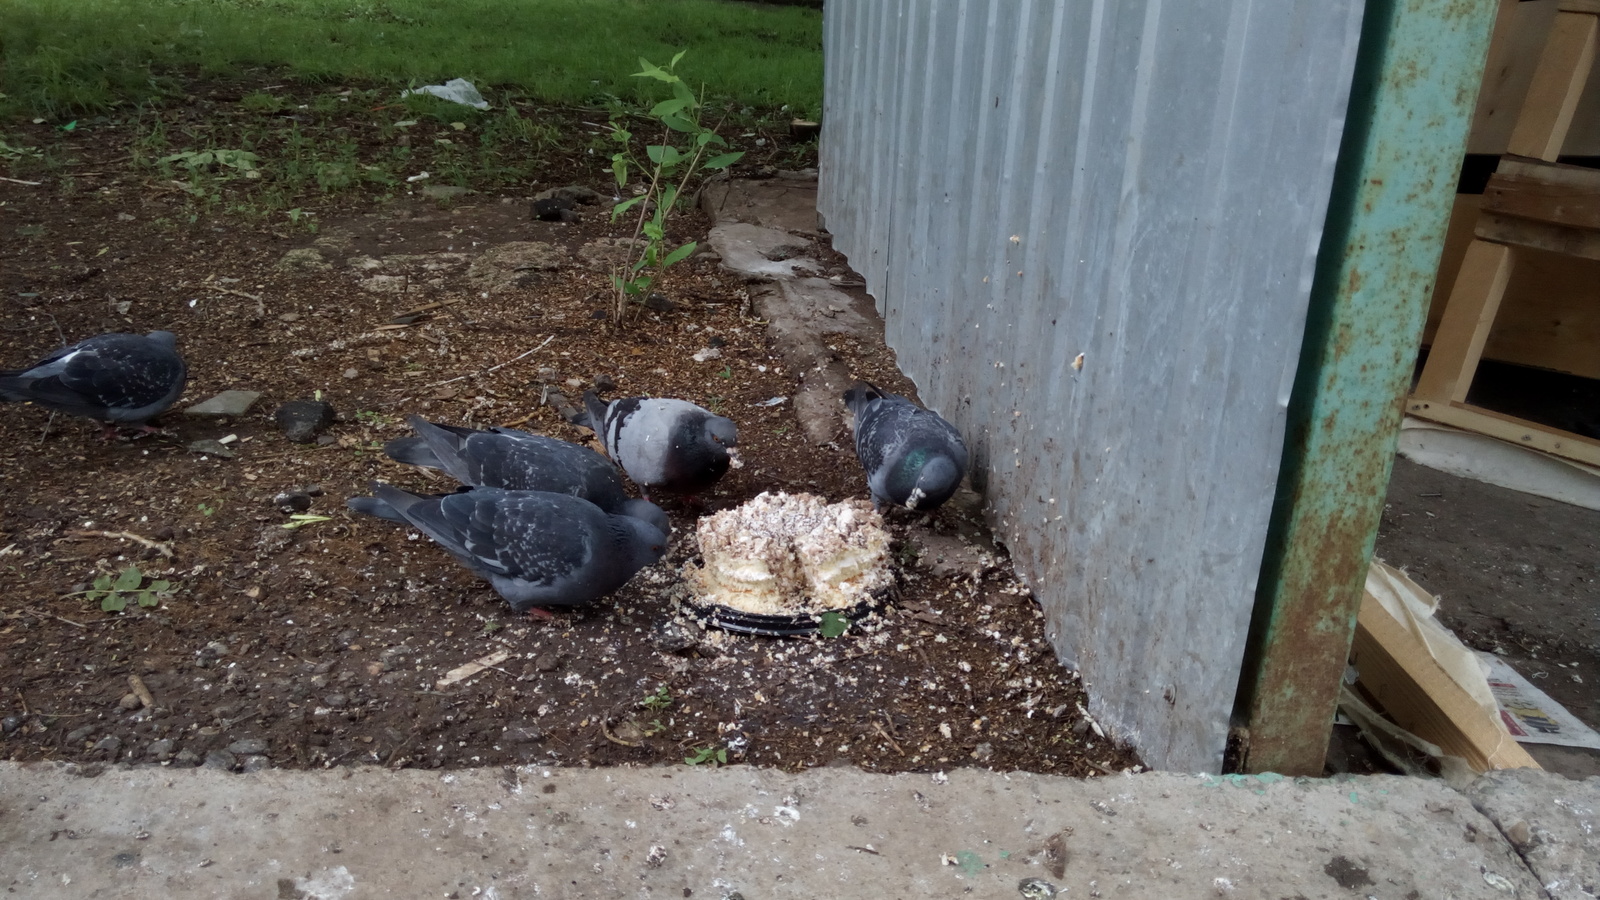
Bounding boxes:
[1351,588,1540,773]
[1412,240,1515,404]
[1477,211,1600,259]
[1476,248,1600,380]
[1560,0,1600,16]
[1507,10,1599,159]
[1482,164,1600,232]
[1406,399,1600,467]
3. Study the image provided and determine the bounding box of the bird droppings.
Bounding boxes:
[0,91,1137,779]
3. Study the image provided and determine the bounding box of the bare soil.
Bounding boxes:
[0,90,1138,778]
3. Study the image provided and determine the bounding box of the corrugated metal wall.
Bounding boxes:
[819,0,1365,772]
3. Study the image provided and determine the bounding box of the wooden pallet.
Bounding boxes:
[1411,0,1600,467]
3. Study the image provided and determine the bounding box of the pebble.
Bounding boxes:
[503,724,544,743]
[174,749,202,767]
[644,292,676,312]
[184,390,263,417]
[227,738,268,756]
[309,674,330,690]
[67,725,95,744]
[146,739,175,760]
[323,693,349,709]
[534,184,601,206]
[202,641,229,659]
[93,735,122,754]
[203,749,237,771]
[533,652,562,673]
[2,715,22,735]
[186,439,237,458]
[119,693,144,711]
[651,621,701,655]
[592,373,617,392]
[239,755,272,774]
[274,399,337,443]
[273,490,313,513]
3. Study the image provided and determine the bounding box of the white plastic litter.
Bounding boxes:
[402,78,489,110]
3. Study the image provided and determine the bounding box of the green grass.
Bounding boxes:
[2,0,822,119]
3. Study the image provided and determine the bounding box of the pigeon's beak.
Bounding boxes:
[726,447,744,469]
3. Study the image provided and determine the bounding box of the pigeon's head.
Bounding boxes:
[623,517,670,568]
[621,498,671,539]
[900,451,963,511]
[704,415,738,451]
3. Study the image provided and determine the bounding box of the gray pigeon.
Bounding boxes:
[380,415,668,535]
[582,392,738,500]
[843,380,968,513]
[0,331,187,436]
[347,485,667,613]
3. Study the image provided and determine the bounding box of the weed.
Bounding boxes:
[684,745,728,767]
[161,148,261,177]
[717,364,732,379]
[640,684,672,713]
[239,91,284,113]
[74,565,175,612]
[197,500,221,516]
[355,409,395,426]
[704,395,724,415]
[0,138,43,162]
[608,53,743,324]
[817,611,850,638]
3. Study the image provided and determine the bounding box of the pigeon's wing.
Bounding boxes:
[426,490,600,588]
[0,335,184,418]
[595,396,643,463]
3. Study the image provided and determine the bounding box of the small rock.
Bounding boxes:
[173,749,202,767]
[644,292,676,313]
[504,724,544,743]
[692,347,722,363]
[2,715,22,735]
[531,197,574,221]
[203,749,237,771]
[421,184,468,201]
[279,312,302,323]
[273,490,313,513]
[534,185,601,206]
[227,738,268,756]
[117,212,137,222]
[185,439,236,459]
[651,621,701,655]
[185,390,263,417]
[275,248,332,273]
[972,742,995,761]
[255,525,294,557]
[707,335,727,349]
[239,755,271,774]
[274,399,337,443]
[1018,877,1058,899]
[146,739,175,760]
[67,725,95,744]
[93,735,122,754]
[592,373,617,392]
[309,674,330,689]
[342,367,359,380]
[201,641,229,659]
[303,484,326,498]
[533,652,562,673]
[119,693,144,711]
[323,693,348,709]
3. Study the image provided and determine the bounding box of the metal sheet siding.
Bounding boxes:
[821,0,1364,772]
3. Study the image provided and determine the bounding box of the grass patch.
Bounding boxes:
[2,0,822,120]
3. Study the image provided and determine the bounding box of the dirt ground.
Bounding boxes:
[1376,456,1600,776]
[0,93,1139,778]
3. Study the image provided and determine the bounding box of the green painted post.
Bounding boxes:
[1235,0,1499,776]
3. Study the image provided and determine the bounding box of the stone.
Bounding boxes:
[322,694,348,709]
[119,693,143,711]
[577,237,649,272]
[651,621,701,655]
[503,724,544,743]
[92,735,122,754]
[465,242,567,292]
[534,185,601,207]
[239,755,271,774]
[145,739,175,760]
[185,439,236,459]
[227,738,268,756]
[420,185,468,201]
[173,749,201,767]
[592,373,617,392]
[274,399,337,443]
[67,725,95,744]
[185,390,263,417]
[531,197,573,221]
[644,292,676,313]
[274,248,332,273]
[1,715,22,735]
[203,749,237,771]
[273,490,313,513]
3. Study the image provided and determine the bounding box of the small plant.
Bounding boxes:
[0,138,42,162]
[817,611,850,638]
[78,565,174,612]
[161,148,261,177]
[717,364,732,379]
[282,513,332,530]
[640,684,672,712]
[608,52,743,324]
[354,409,394,426]
[197,500,221,516]
[684,744,728,767]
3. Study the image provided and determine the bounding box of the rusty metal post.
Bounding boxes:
[1235,0,1498,775]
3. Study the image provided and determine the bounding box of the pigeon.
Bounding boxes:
[380,415,669,535]
[583,392,738,500]
[347,485,668,613]
[843,380,969,513]
[0,331,187,436]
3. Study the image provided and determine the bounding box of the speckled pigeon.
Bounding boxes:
[843,380,968,513]
[346,485,668,613]
[0,331,187,435]
[381,415,669,535]
[582,392,738,500]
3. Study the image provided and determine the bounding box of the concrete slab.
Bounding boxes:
[1466,768,1600,899]
[700,173,820,234]
[0,762,1551,899]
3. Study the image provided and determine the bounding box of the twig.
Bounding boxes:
[207,285,266,317]
[127,674,156,709]
[847,845,882,856]
[67,530,174,558]
[873,721,905,756]
[425,334,554,388]
[0,176,42,186]
[601,720,642,748]
[15,690,29,715]
[3,609,89,629]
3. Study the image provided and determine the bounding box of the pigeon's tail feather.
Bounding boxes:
[581,390,608,434]
[404,416,479,483]
[382,436,442,470]
[842,380,884,417]
[346,495,409,524]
